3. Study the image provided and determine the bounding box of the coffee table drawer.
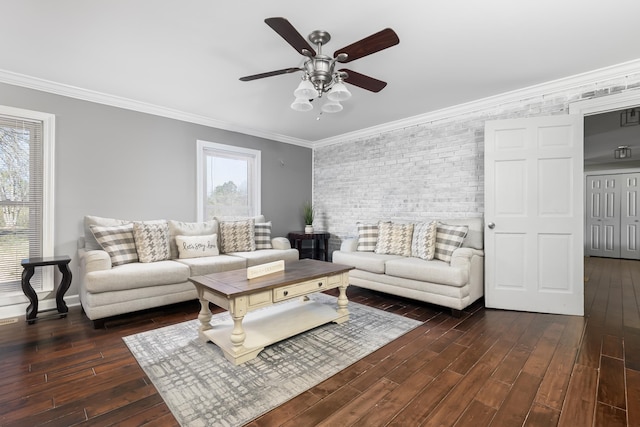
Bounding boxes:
[274,277,327,301]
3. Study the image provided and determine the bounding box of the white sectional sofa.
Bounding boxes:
[77,215,299,327]
[332,218,484,316]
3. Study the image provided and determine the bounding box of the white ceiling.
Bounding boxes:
[2,1,640,145]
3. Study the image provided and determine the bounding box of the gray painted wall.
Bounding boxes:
[0,82,312,303]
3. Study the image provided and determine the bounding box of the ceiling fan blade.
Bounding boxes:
[340,69,387,93]
[239,68,301,81]
[265,17,316,57]
[334,28,399,63]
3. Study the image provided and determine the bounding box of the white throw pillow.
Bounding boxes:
[175,234,219,258]
[168,219,218,259]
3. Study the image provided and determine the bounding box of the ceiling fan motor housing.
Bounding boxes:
[304,56,335,93]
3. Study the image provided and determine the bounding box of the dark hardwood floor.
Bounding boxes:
[0,256,638,426]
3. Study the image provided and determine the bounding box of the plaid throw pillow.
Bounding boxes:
[133,220,171,263]
[411,220,437,260]
[90,223,139,266]
[375,222,414,257]
[357,223,379,251]
[435,223,469,263]
[254,222,273,250]
[219,219,256,253]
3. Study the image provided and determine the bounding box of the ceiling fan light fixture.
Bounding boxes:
[321,100,343,113]
[293,78,318,99]
[291,97,313,112]
[327,81,351,102]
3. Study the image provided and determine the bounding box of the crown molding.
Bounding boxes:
[313,58,640,148]
[0,69,313,149]
[2,59,640,151]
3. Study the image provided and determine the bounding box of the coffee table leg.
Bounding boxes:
[197,297,213,340]
[230,314,246,348]
[335,284,349,323]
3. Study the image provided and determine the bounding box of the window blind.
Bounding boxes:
[0,114,44,293]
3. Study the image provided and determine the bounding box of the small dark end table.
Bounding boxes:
[21,256,72,324]
[287,231,331,261]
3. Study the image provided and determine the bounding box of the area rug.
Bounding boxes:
[123,293,421,427]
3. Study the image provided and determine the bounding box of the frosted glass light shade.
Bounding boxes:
[321,100,343,113]
[293,79,318,99]
[291,97,313,112]
[327,82,351,102]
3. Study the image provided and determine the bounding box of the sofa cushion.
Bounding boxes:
[254,222,273,250]
[220,219,256,253]
[375,222,414,257]
[411,221,437,260]
[84,215,130,250]
[133,220,171,263]
[175,234,219,258]
[90,223,139,266]
[85,260,190,293]
[385,257,468,287]
[175,255,247,277]
[357,222,379,252]
[228,248,300,267]
[442,218,483,250]
[333,250,403,274]
[435,223,468,262]
[168,219,218,259]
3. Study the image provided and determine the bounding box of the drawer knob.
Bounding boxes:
[283,290,289,296]
[318,282,323,287]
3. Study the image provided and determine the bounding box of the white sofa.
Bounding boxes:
[77,215,299,327]
[332,218,484,316]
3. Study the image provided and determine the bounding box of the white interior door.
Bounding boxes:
[485,115,584,316]
[585,175,620,258]
[621,173,640,260]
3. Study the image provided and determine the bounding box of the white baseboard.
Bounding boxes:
[0,294,80,320]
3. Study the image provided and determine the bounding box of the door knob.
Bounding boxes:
[488,222,495,229]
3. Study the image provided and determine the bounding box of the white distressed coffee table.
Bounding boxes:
[189,259,353,365]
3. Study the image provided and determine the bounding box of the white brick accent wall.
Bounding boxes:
[314,73,640,257]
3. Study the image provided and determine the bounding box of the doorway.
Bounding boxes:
[583,104,640,259]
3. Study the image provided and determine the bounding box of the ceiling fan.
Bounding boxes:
[239,17,400,112]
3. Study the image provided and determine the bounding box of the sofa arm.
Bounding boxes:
[272,237,292,250]
[80,249,112,273]
[450,247,484,269]
[340,238,359,252]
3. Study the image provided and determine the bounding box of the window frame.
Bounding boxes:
[0,105,55,301]
[196,140,261,221]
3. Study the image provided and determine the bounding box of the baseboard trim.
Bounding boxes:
[0,294,80,320]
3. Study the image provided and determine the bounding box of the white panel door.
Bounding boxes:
[485,115,583,316]
[621,173,640,260]
[585,175,620,258]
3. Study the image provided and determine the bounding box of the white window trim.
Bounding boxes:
[0,105,55,304]
[196,140,261,221]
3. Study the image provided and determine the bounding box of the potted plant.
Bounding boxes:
[303,201,314,234]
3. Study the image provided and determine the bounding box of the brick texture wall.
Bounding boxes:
[314,73,640,257]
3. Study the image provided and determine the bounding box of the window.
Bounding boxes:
[197,140,261,221]
[0,106,55,296]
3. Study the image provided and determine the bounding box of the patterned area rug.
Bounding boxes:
[123,293,421,427]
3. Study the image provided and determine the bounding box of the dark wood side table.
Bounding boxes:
[287,231,331,261]
[21,256,72,324]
